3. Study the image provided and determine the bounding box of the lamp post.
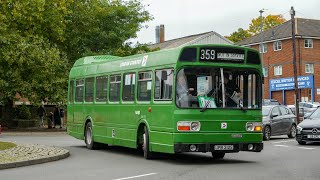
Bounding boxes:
[259,9,265,100]
[290,6,300,123]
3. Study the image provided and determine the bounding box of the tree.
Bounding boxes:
[226,28,251,43]
[227,14,286,43]
[248,14,286,35]
[63,0,152,63]
[0,0,152,124]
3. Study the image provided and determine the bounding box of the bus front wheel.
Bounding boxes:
[85,122,98,149]
[211,152,225,159]
[143,126,153,159]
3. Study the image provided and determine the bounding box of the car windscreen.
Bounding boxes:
[309,108,320,119]
[262,107,271,116]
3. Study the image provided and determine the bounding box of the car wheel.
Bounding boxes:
[288,125,296,138]
[85,122,98,149]
[263,126,271,141]
[211,152,225,159]
[298,141,306,145]
[142,126,153,159]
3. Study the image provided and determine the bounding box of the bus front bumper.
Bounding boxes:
[174,143,263,153]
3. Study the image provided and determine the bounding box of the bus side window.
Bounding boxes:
[154,69,173,100]
[109,75,121,102]
[69,80,74,103]
[96,76,108,102]
[138,71,152,101]
[123,73,136,101]
[75,79,84,102]
[85,77,94,102]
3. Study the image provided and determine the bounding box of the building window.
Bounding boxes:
[122,73,136,101]
[259,43,267,53]
[138,71,152,101]
[274,65,282,76]
[273,41,282,51]
[154,69,174,100]
[305,63,314,73]
[263,67,268,77]
[304,39,313,48]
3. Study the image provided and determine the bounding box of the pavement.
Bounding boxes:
[0,126,70,170]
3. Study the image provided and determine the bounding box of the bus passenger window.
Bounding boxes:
[109,75,121,102]
[96,76,108,102]
[75,79,84,102]
[69,80,74,103]
[138,71,152,101]
[154,69,173,100]
[85,77,94,102]
[123,73,135,101]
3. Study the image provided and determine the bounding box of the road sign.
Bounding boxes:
[269,75,314,91]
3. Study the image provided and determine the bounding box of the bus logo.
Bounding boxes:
[141,55,148,67]
[221,123,227,129]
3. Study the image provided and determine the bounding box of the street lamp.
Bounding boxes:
[290,6,300,123]
[259,9,265,100]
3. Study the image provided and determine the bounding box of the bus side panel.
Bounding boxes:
[149,103,175,153]
[91,104,113,145]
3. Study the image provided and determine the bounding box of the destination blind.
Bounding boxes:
[199,47,245,63]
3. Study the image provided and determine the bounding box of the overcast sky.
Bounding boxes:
[133,0,320,44]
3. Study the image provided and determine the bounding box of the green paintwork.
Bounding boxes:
[67,44,263,154]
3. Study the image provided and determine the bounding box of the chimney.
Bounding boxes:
[155,25,160,43]
[160,24,165,43]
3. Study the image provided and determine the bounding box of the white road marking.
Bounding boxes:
[272,140,295,144]
[274,145,290,147]
[113,173,157,180]
[298,147,315,150]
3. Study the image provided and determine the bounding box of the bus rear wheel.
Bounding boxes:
[85,122,98,149]
[142,126,153,159]
[211,152,225,159]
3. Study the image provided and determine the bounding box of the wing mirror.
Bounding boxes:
[271,114,278,118]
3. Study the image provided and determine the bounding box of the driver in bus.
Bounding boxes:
[219,72,241,107]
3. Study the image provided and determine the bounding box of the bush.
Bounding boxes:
[17,103,31,120]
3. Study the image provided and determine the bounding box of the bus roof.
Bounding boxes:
[69,44,259,78]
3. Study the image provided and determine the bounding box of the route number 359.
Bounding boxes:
[200,49,215,60]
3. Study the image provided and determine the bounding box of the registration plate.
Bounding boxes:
[214,145,234,150]
[307,135,320,139]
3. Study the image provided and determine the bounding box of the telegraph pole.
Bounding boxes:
[259,9,265,100]
[290,6,300,123]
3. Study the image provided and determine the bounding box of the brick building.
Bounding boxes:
[237,18,320,105]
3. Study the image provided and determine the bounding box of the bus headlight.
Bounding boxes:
[177,121,201,132]
[297,126,303,134]
[246,122,262,132]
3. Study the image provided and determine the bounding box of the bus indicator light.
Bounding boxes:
[148,107,152,112]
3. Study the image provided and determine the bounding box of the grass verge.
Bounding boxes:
[0,141,17,150]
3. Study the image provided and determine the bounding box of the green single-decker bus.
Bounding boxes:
[67,44,264,159]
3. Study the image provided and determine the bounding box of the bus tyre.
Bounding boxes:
[263,126,271,141]
[143,126,153,159]
[287,125,296,138]
[211,152,225,159]
[85,122,98,150]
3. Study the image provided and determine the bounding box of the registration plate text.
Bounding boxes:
[214,145,234,150]
[307,135,320,139]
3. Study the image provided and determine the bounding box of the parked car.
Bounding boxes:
[299,102,320,114]
[287,104,309,120]
[296,106,320,145]
[262,105,297,141]
[263,99,280,106]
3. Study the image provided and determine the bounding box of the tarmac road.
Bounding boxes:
[1,132,320,180]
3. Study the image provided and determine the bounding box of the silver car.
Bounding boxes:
[262,105,297,141]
